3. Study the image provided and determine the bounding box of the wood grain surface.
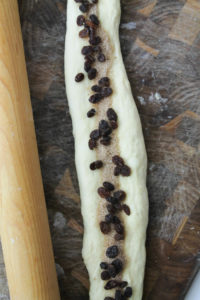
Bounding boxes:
[1,0,200,299]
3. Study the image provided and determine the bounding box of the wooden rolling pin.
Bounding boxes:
[0,1,61,299]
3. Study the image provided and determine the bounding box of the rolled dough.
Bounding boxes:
[65,0,148,299]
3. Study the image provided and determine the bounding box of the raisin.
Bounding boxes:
[79,28,89,38]
[111,259,123,274]
[113,202,122,211]
[88,138,97,150]
[75,73,84,82]
[84,60,92,72]
[77,15,85,26]
[120,165,131,176]
[106,196,118,205]
[107,108,118,121]
[100,221,110,234]
[87,108,96,118]
[84,54,95,63]
[90,129,100,140]
[114,166,121,176]
[104,298,114,300]
[100,262,108,269]
[106,204,116,214]
[103,181,115,191]
[114,233,124,241]
[93,45,101,52]
[89,93,102,103]
[98,53,106,62]
[91,85,102,92]
[122,204,131,215]
[98,187,111,198]
[112,155,124,166]
[105,214,113,224]
[99,120,112,136]
[89,36,101,45]
[101,87,113,97]
[92,0,98,3]
[79,3,90,13]
[110,120,118,130]
[114,223,124,234]
[81,45,93,55]
[100,136,111,146]
[115,290,122,300]
[98,77,110,87]
[88,68,97,80]
[118,281,128,288]
[90,160,103,170]
[104,280,118,290]
[113,190,126,201]
[106,245,119,258]
[101,271,111,281]
[112,216,121,224]
[124,287,132,297]
[108,264,117,278]
[89,14,99,25]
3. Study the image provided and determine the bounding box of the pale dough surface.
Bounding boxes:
[65,0,148,299]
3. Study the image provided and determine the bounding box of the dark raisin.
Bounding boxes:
[112,155,124,166]
[113,190,126,201]
[89,36,101,45]
[118,281,127,288]
[112,216,121,224]
[100,262,108,269]
[105,214,113,223]
[98,187,110,198]
[120,165,131,176]
[84,60,92,72]
[107,204,116,214]
[106,196,118,205]
[122,204,131,215]
[93,45,102,52]
[99,120,112,136]
[107,108,118,121]
[75,73,84,82]
[100,221,110,234]
[89,93,103,103]
[108,265,117,278]
[88,138,97,150]
[98,77,110,87]
[114,223,124,234]
[98,53,106,62]
[90,129,100,140]
[90,162,96,170]
[95,160,103,169]
[102,87,113,97]
[77,15,85,26]
[114,233,124,241]
[104,298,114,300]
[106,245,119,258]
[113,202,122,211]
[81,45,93,55]
[103,182,115,191]
[88,68,97,80]
[100,136,111,146]
[92,0,98,3]
[91,85,102,92]
[114,166,121,176]
[79,28,89,38]
[90,160,103,170]
[79,3,90,13]
[84,54,95,63]
[124,287,132,297]
[110,121,118,130]
[90,14,99,25]
[111,259,123,274]
[104,280,118,290]
[87,108,96,118]
[101,271,111,280]
[115,290,122,300]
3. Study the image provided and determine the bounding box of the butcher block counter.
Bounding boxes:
[0,0,200,299]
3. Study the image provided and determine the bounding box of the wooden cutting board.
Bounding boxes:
[1,0,200,299]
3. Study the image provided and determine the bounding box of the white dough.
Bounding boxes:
[65,0,148,299]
